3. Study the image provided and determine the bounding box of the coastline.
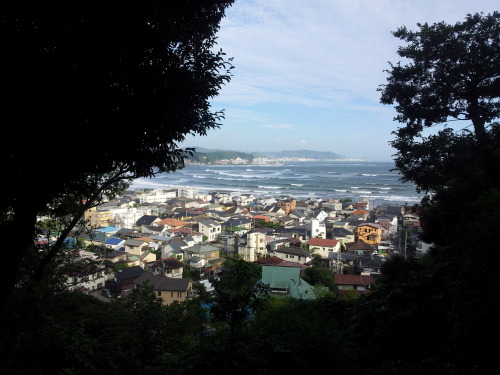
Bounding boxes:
[131,161,422,209]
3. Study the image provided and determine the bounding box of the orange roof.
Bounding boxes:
[253,215,270,221]
[308,238,339,247]
[334,274,373,286]
[157,218,189,227]
[352,210,369,215]
[136,236,154,242]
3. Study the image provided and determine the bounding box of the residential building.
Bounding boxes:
[308,218,326,239]
[260,264,319,299]
[271,246,312,265]
[334,274,372,298]
[133,273,192,305]
[198,219,222,242]
[145,257,184,278]
[307,238,341,258]
[356,223,383,246]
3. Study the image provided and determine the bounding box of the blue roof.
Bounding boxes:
[97,226,119,233]
[105,237,124,245]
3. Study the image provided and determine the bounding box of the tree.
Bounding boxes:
[375,12,500,372]
[207,258,269,367]
[0,1,235,310]
[378,11,500,245]
[303,265,336,292]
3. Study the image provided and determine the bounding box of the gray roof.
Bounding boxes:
[124,239,147,247]
[274,247,311,257]
[332,227,354,237]
[199,219,221,227]
[115,265,145,280]
[134,273,191,291]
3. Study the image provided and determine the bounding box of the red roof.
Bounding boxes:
[334,274,373,286]
[308,238,339,247]
[254,256,283,265]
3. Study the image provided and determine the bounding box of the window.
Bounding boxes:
[171,292,174,297]
[157,291,161,297]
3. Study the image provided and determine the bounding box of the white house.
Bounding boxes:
[237,231,267,261]
[232,193,256,206]
[309,219,327,239]
[66,250,113,292]
[271,247,312,265]
[198,219,222,242]
[307,238,341,258]
[111,207,145,229]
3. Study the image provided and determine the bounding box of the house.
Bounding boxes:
[329,252,357,274]
[233,231,268,261]
[331,227,355,244]
[77,230,107,246]
[307,238,341,258]
[308,218,326,239]
[289,210,307,223]
[135,215,160,228]
[84,206,113,228]
[358,254,384,275]
[356,223,382,246]
[65,251,113,293]
[198,219,222,242]
[345,240,376,255]
[260,264,319,299]
[252,214,271,223]
[124,238,150,256]
[105,237,125,251]
[123,238,156,266]
[271,246,312,265]
[232,193,255,206]
[276,198,296,215]
[142,224,169,237]
[133,273,192,305]
[156,218,189,229]
[267,238,291,252]
[278,215,296,227]
[145,257,184,278]
[183,243,224,277]
[96,226,120,237]
[223,217,253,235]
[115,265,145,291]
[334,274,372,298]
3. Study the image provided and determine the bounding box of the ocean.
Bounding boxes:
[131,161,423,208]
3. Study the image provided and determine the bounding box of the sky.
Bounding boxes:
[180,0,499,162]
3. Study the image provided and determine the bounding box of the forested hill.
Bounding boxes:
[258,149,347,159]
[185,149,254,163]
[185,147,348,162]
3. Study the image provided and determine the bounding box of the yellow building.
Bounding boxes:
[356,223,382,246]
[133,273,192,305]
[84,206,113,228]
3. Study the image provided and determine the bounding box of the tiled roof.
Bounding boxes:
[255,256,284,265]
[157,218,189,227]
[334,274,373,286]
[308,238,339,247]
[134,273,191,291]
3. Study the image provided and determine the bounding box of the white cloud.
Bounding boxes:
[194,0,500,160]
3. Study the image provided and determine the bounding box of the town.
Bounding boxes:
[63,186,430,303]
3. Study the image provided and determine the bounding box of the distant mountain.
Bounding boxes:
[255,149,348,160]
[184,147,349,161]
[184,148,254,163]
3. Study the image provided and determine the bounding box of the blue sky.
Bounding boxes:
[180,0,499,162]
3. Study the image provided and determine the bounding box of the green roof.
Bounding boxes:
[261,265,316,299]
